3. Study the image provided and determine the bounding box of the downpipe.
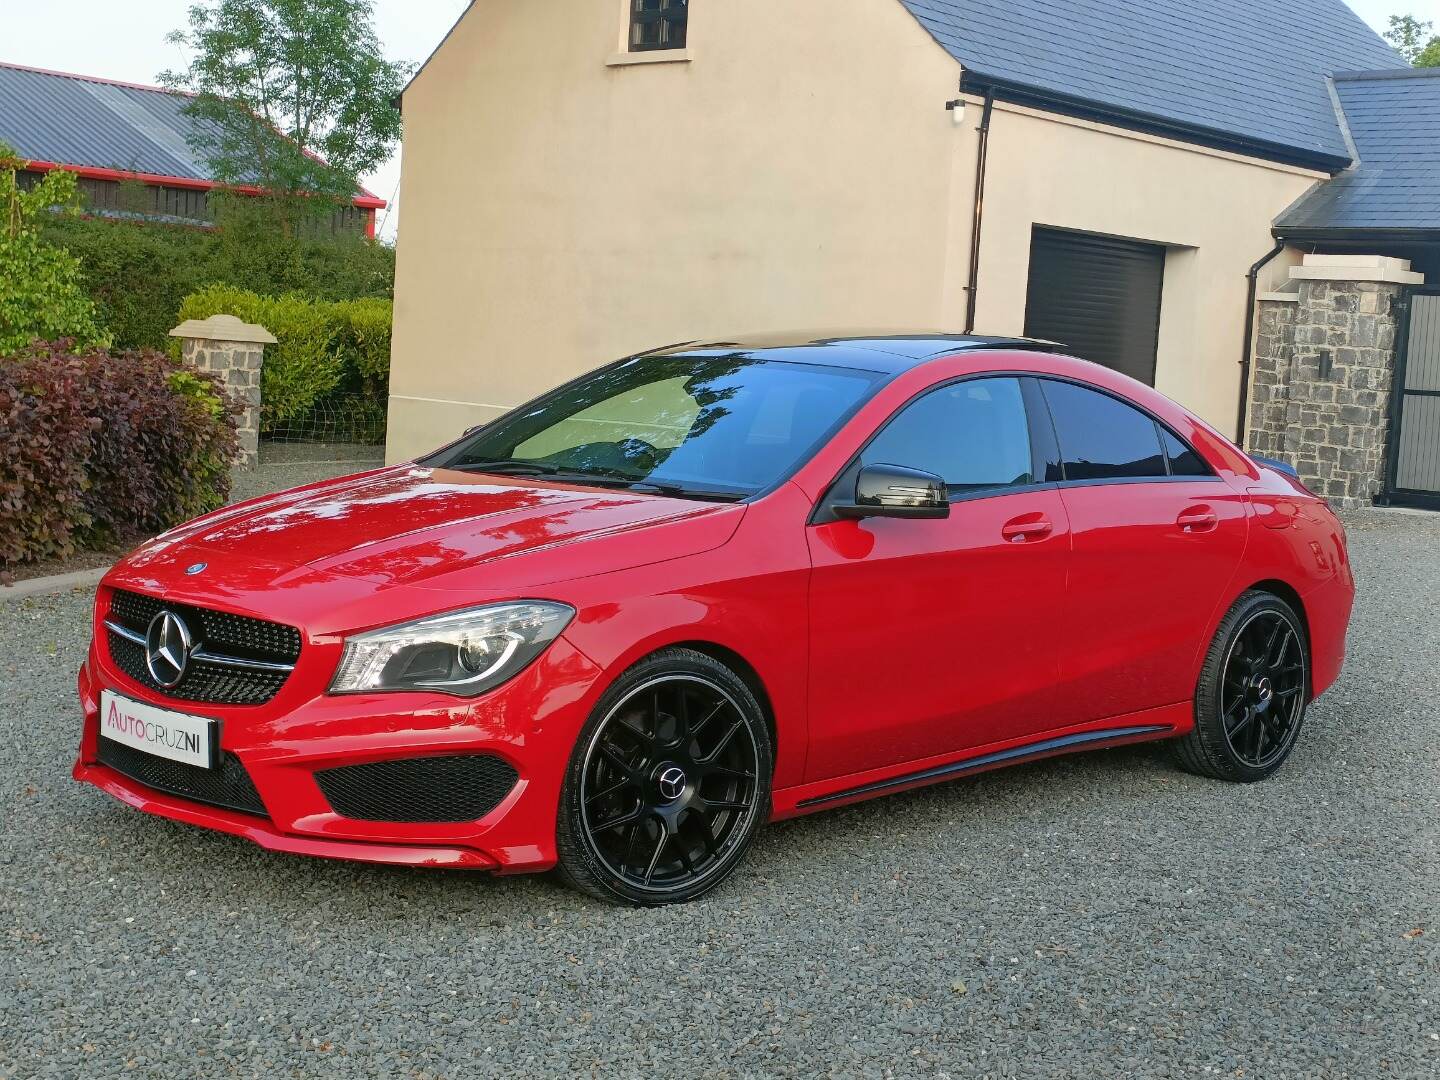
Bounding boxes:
[1235,241,1287,445]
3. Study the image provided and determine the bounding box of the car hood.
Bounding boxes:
[146,465,744,592]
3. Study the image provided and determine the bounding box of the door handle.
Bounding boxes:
[1001,515,1053,543]
[1177,506,1219,533]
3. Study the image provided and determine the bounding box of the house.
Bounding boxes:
[387,0,1438,509]
[0,61,386,236]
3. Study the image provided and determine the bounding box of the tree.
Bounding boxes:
[160,0,411,230]
[0,145,104,356]
[1385,14,1440,67]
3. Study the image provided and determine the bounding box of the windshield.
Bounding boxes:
[429,355,881,499]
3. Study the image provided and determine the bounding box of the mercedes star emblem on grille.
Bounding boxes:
[145,610,194,688]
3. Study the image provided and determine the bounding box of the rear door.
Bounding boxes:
[1034,378,1249,724]
[804,377,1071,782]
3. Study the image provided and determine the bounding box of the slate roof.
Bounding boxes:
[1276,68,1440,235]
[897,0,1405,168]
[0,61,381,204]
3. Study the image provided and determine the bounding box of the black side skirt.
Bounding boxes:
[797,724,1173,809]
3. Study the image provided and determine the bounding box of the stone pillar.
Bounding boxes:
[1247,293,1299,460]
[1244,255,1422,510]
[168,314,277,468]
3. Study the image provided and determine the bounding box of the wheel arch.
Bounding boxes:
[1240,579,1314,698]
[664,640,779,772]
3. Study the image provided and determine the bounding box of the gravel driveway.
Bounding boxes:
[2,510,1435,1078]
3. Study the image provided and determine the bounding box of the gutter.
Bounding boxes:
[21,160,388,211]
[963,90,996,334]
[958,72,1351,175]
[1235,242,1288,445]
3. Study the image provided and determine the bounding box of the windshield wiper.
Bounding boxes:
[622,481,748,503]
[453,461,746,502]
[452,459,561,475]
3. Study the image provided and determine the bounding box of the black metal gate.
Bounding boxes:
[1385,287,1440,510]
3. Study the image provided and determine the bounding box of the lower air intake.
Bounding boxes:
[97,737,268,817]
[314,755,520,823]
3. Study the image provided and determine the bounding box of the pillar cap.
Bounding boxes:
[1288,254,1424,286]
[169,313,277,344]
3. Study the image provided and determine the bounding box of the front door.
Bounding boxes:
[804,377,1071,783]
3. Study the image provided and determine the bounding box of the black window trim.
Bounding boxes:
[1028,375,1216,489]
[629,0,688,52]
[810,372,1058,525]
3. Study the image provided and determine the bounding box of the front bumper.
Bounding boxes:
[74,630,605,873]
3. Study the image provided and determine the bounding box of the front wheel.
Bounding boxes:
[1173,590,1310,782]
[555,649,772,905]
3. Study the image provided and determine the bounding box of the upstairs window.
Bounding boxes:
[630,0,688,51]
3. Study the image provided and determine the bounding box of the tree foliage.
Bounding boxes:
[159,0,411,227]
[38,211,394,351]
[1386,14,1440,67]
[0,145,104,356]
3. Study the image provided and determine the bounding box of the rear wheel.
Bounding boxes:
[1173,591,1309,782]
[555,649,772,905]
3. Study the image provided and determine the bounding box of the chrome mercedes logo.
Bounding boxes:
[185,563,207,576]
[657,766,687,802]
[145,610,194,688]
[1255,677,1275,707]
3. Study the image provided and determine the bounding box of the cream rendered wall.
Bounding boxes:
[388,0,1333,461]
[967,99,1326,433]
[387,0,970,461]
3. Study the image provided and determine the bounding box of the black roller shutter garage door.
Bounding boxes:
[1023,227,1166,385]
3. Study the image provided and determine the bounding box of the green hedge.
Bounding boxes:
[0,341,239,568]
[39,214,395,352]
[175,286,393,431]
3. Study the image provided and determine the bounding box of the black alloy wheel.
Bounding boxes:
[556,649,772,905]
[1174,591,1310,782]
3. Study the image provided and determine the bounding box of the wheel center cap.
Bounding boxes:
[1252,676,1275,707]
[655,765,688,803]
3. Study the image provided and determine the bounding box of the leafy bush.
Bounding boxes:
[0,147,104,355]
[175,285,392,430]
[39,211,395,352]
[0,341,239,567]
[334,296,394,396]
[38,216,205,351]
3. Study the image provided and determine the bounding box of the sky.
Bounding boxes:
[0,0,1418,242]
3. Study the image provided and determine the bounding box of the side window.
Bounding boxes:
[1160,427,1211,477]
[863,378,1034,494]
[1040,380,1167,481]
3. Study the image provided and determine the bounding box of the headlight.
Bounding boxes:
[330,601,575,698]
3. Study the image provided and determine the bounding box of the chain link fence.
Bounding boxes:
[258,394,387,466]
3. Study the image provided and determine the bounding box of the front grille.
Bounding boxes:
[97,737,268,817]
[106,589,301,706]
[315,756,520,823]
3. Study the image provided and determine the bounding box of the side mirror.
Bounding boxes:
[835,463,950,520]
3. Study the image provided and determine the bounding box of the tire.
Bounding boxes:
[555,648,773,906]
[1173,590,1310,783]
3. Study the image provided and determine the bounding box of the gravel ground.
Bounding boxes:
[1,510,1435,1078]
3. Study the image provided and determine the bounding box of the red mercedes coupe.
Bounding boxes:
[75,333,1354,904]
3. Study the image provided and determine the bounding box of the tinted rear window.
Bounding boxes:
[1040,380,1167,481]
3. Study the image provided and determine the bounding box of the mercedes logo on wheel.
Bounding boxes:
[657,766,687,803]
[145,610,194,688]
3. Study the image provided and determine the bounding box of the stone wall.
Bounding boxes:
[1246,274,1406,509]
